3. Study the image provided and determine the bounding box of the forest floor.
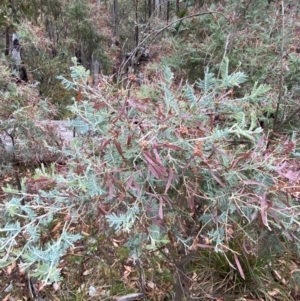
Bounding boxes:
[0,167,175,301]
[1,161,300,301]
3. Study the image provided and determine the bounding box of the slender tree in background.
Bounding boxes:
[166,0,170,24]
[176,0,179,16]
[5,26,10,55]
[113,0,119,40]
[152,0,155,16]
[135,0,139,46]
[148,0,151,18]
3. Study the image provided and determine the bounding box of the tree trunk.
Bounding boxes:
[11,33,21,69]
[148,0,151,18]
[152,0,155,15]
[5,27,10,56]
[176,0,179,16]
[167,0,170,24]
[11,33,28,82]
[155,0,160,17]
[113,0,119,39]
[91,53,100,78]
[135,0,139,47]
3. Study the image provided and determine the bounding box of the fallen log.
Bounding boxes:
[0,120,74,165]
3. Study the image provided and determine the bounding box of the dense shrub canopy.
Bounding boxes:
[1,0,300,300]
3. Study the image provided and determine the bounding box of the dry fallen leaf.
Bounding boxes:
[272,269,287,285]
[83,268,94,276]
[36,281,45,291]
[51,221,62,234]
[81,231,90,236]
[268,288,280,296]
[124,266,132,272]
[123,270,131,279]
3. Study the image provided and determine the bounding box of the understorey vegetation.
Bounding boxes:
[1,0,300,300]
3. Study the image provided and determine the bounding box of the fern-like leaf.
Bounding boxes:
[246,82,271,102]
[219,57,247,88]
[220,57,230,82]
[163,84,179,113]
[163,66,174,86]
[196,67,215,93]
[226,71,247,87]
[233,112,246,128]
[184,84,197,107]
[106,212,133,232]
[56,75,75,90]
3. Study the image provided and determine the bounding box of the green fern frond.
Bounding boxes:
[184,84,197,107]
[106,211,135,232]
[249,111,258,130]
[200,95,214,109]
[196,67,215,94]
[1,222,21,237]
[163,66,174,86]
[25,225,41,242]
[147,224,169,249]
[30,263,62,284]
[220,57,247,88]
[56,75,75,90]
[233,112,246,128]
[103,144,122,165]
[87,175,106,197]
[70,57,90,80]
[226,71,247,87]
[70,65,90,82]
[212,128,229,140]
[163,84,179,113]
[220,57,230,81]
[246,82,271,102]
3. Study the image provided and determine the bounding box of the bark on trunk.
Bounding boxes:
[167,0,170,24]
[113,0,119,39]
[135,0,139,47]
[176,0,179,16]
[5,27,10,56]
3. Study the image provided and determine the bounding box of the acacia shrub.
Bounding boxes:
[1,57,300,290]
[157,1,300,132]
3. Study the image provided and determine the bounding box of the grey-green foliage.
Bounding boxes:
[106,205,139,232]
[0,62,105,284]
[196,67,215,94]
[219,57,248,88]
[102,60,265,251]
[1,172,82,283]
[2,57,294,286]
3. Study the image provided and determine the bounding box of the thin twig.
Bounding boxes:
[136,259,147,300]
[275,105,300,131]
